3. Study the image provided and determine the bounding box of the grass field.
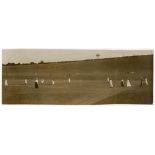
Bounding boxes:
[2,55,153,104]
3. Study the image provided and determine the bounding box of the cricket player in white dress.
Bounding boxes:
[126,79,131,87]
[52,80,55,85]
[68,78,71,83]
[24,79,28,85]
[109,79,113,88]
[5,79,8,86]
[144,77,149,85]
[41,79,44,84]
[36,78,39,84]
[107,77,110,82]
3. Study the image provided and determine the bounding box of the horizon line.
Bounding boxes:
[2,53,153,65]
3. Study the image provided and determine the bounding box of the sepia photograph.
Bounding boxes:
[1,1,155,155]
[2,49,153,105]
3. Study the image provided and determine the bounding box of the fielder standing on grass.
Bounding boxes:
[52,80,55,85]
[109,79,114,88]
[24,79,28,85]
[41,79,44,84]
[35,78,39,88]
[121,79,125,87]
[107,77,110,82]
[144,77,149,85]
[140,78,144,87]
[5,79,8,86]
[68,73,71,83]
[126,79,131,87]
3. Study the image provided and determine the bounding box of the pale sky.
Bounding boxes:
[2,49,153,64]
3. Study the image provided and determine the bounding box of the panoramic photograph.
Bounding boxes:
[2,49,153,105]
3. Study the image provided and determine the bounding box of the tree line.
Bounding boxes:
[3,61,45,66]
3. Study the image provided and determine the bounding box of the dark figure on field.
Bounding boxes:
[121,79,124,87]
[35,79,39,88]
[140,78,144,87]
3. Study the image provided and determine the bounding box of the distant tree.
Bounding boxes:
[39,61,44,64]
[96,54,100,59]
[30,62,35,65]
[7,63,15,66]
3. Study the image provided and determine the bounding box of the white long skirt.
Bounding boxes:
[109,80,113,88]
[52,80,55,85]
[35,79,39,84]
[145,78,149,85]
[5,80,8,86]
[127,80,131,87]
[68,78,71,83]
[25,79,28,84]
[41,79,44,84]
[107,77,110,82]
